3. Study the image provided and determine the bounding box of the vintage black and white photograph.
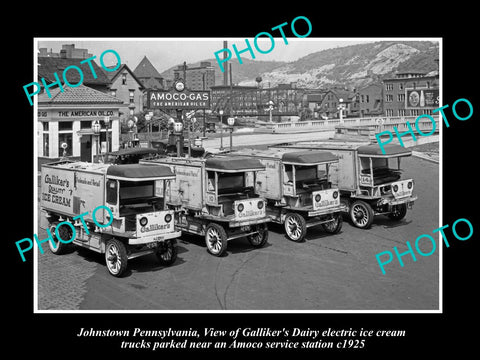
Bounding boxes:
[32,37,441,312]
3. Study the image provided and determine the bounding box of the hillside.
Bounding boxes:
[161,40,439,89]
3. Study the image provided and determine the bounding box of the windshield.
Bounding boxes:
[118,180,164,216]
[360,157,402,185]
[217,172,254,195]
[285,164,330,191]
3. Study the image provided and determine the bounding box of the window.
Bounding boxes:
[42,122,49,131]
[399,83,404,90]
[111,90,117,97]
[106,180,117,204]
[58,133,72,156]
[386,95,393,102]
[385,83,394,91]
[58,121,73,131]
[398,109,406,116]
[361,95,364,103]
[129,90,135,104]
[366,95,370,103]
[43,133,49,157]
[122,73,127,85]
[81,120,92,129]
[398,94,405,102]
[386,109,394,116]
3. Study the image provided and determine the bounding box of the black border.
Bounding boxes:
[9,6,478,356]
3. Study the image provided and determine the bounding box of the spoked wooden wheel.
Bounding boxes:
[105,239,128,277]
[322,213,343,234]
[205,223,228,256]
[388,203,407,220]
[284,213,307,242]
[247,224,269,248]
[350,200,374,229]
[156,239,178,266]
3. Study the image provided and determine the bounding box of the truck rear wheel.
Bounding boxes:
[48,223,70,255]
[205,223,228,256]
[156,239,178,266]
[388,203,407,220]
[284,213,307,242]
[248,223,268,248]
[350,200,374,229]
[322,213,343,234]
[105,239,128,277]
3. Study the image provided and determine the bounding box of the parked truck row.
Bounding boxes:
[39,139,417,277]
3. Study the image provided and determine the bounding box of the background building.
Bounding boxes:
[356,83,383,117]
[102,64,145,117]
[38,44,93,59]
[133,56,164,90]
[382,71,439,117]
[173,62,215,91]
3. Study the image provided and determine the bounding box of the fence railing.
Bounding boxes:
[256,115,439,133]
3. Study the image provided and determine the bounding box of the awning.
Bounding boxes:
[358,144,412,157]
[282,150,338,165]
[106,164,175,181]
[205,156,265,173]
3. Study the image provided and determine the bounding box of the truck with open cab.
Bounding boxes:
[271,141,417,229]
[220,148,345,241]
[140,155,270,256]
[40,160,181,276]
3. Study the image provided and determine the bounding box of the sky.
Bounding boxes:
[36,38,378,74]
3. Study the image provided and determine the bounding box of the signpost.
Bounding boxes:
[146,79,211,157]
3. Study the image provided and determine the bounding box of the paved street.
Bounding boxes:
[36,143,439,311]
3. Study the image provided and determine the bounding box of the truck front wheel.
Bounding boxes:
[322,213,343,234]
[388,203,407,220]
[205,223,228,256]
[350,200,374,229]
[105,239,128,277]
[248,223,268,248]
[156,239,178,266]
[284,213,307,242]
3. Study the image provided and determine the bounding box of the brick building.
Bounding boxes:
[382,71,439,117]
[173,61,215,91]
[356,83,383,117]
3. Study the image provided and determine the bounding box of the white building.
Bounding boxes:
[38,85,125,161]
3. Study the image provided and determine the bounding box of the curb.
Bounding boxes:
[411,151,439,164]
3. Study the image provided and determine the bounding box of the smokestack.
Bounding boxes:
[223,40,228,86]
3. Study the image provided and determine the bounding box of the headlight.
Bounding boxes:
[257,201,264,209]
[393,185,399,192]
[139,217,148,226]
[315,194,321,202]
[238,203,244,212]
[164,213,172,223]
[407,181,413,189]
[333,191,339,199]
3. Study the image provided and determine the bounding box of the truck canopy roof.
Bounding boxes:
[106,164,175,181]
[357,144,412,157]
[282,150,338,165]
[108,147,161,156]
[205,156,265,173]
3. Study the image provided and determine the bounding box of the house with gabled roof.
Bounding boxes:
[133,56,164,90]
[102,63,145,117]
